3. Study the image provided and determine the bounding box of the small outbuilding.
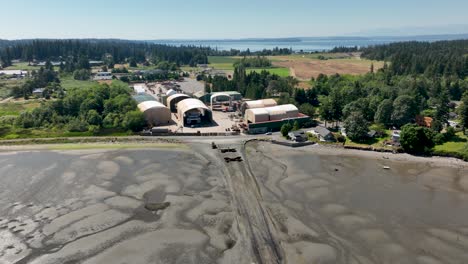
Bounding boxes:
[288,131,308,142]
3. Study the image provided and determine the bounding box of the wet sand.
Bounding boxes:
[246,142,468,264]
[0,141,467,263]
[0,147,237,264]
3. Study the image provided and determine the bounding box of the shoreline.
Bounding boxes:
[0,136,466,166]
[289,143,468,168]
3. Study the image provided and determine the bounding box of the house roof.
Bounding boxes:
[244,99,278,109]
[32,88,45,93]
[289,130,306,137]
[310,126,332,137]
[133,94,156,104]
[416,115,433,128]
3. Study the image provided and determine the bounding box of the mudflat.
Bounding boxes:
[0,147,237,264]
[0,141,467,264]
[246,142,468,264]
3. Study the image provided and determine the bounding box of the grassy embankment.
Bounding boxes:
[433,132,468,160]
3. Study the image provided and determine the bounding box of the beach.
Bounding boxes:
[0,140,467,263]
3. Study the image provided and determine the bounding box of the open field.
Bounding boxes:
[0,78,25,99]
[0,100,41,116]
[270,54,383,80]
[207,56,237,70]
[59,75,97,90]
[5,62,38,71]
[207,54,383,80]
[246,67,290,77]
[434,132,468,159]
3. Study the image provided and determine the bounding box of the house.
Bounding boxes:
[448,120,460,128]
[93,72,113,81]
[392,130,401,142]
[449,112,458,120]
[32,88,45,97]
[288,130,308,142]
[340,127,347,137]
[367,130,377,138]
[307,126,334,142]
[416,115,433,128]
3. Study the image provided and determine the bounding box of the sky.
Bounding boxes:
[1,0,468,40]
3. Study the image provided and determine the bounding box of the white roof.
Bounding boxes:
[167,93,190,102]
[134,84,146,94]
[248,108,269,115]
[245,99,277,108]
[177,98,210,115]
[166,89,177,96]
[137,101,166,112]
[0,70,27,75]
[264,104,298,114]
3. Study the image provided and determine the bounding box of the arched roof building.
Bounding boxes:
[137,101,171,126]
[245,104,299,123]
[166,94,191,113]
[177,98,212,126]
[241,99,278,114]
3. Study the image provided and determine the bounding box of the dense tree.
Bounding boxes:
[73,69,91,80]
[122,111,146,132]
[374,99,393,126]
[391,95,417,127]
[344,112,369,142]
[281,123,293,137]
[460,92,468,134]
[361,40,468,79]
[299,103,315,118]
[400,124,435,154]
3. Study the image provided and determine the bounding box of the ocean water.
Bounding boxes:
[150,35,468,52]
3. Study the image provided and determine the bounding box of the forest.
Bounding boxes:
[361,39,468,78]
[0,39,210,67]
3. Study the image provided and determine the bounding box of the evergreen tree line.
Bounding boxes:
[209,47,293,56]
[0,39,210,67]
[233,56,272,68]
[361,40,468,78]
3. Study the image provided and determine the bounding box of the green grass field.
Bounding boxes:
[60,75,98,90]
[5,62,39,71]
[434,132,468,152]
[0,127,135,140]
[246,68,290,77]
[0,100,41,116]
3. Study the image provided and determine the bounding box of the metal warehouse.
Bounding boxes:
[240,99,278,114]
[166,94,191,113]
[177,98,213,127]
[137,101,171,126]
[245,104,299,123]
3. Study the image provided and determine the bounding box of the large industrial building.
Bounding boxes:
[240,99,278,114]
[243,104,310,134]
[166,94,191,113]
[137,101,172,126]
[133,94,171,126]
[177,98,213,127]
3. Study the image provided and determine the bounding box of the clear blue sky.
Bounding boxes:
[1,0,468,39]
